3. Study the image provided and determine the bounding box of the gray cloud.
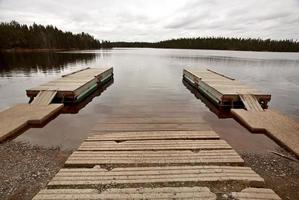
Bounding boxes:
[0,0,298,41]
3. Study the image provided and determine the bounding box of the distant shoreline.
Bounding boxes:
[2,47,299,53]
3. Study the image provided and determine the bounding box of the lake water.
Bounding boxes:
[0,48,299,152]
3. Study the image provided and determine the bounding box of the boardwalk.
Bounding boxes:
[33,117,281,199]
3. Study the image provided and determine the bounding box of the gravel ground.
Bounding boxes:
[0,141,70,200]
[241,151,299,200]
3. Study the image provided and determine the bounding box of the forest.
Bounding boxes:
[113,37,299,52]
[1,21,299,52]
[0,21,112,49]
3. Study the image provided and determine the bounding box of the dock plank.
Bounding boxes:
[78,139,232,151]
[65,149,244,166]
[48,166,264,187]
[0,104,63,141]
[96,117,207,124]
[232,109,299,157]
[33,187,216,200]
[86,130,220,141]
[92,123,212,132]
[31,90,57,105]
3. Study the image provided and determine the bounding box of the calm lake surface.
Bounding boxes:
[0,48,299,152]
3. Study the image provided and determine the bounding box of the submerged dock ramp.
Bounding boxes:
[33,117,281,199]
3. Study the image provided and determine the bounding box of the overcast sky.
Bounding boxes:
[0,0,298,42]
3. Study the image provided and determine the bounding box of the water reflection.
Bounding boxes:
[0,51,96,76]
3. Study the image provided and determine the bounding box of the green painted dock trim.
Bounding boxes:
[183,75,221,106]
[75,74,113,103]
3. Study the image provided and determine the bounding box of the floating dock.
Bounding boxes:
[0,67,113,142]
[27,67,113,103]
[33,117,281,199]
[183,68,271,109]
[183,68,299,157]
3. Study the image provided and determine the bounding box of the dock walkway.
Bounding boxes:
[183,68,299,157]
[33,117,281,199]
[0,67,113,142]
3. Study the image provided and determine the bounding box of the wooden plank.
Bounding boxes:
[48,166,264,187]
[96,117,207,124]
[31,90,57,105]
[231,109,299,157]
[78,139,232,151]
[239,94,263,111]
[92,123,212,132]
[231,188,281,200]
[65,149,244,166]
[86,131,220,141]
[33,187,216,200]
[0,104,63,141]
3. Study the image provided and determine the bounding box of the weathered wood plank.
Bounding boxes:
[92,123,212,132]
[0,104,63,141]
[231,109,299,157]
[239,94,263,111]
[78,139,232,151]
[31,90,57,105]
[65,149,243,166]
[96,117,207,124]
[86,131,219,141]
[33,187,216,200]
[48,166,264,187]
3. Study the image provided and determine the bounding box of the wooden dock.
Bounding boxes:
[183,68,299,157]
[0,67,113,142]
[0,104,63,141]
[232,109,299,157]
[33,117,281,199]
[183,68,271,109]
[27,67,113,103]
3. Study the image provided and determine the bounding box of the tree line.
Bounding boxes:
[1,21,298,52]
[113,37,299,52]
[0,21,112,49]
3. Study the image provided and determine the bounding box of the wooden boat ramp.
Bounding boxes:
[33,117,281,199]
[0,67,113,142]
[183,68,299,157]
